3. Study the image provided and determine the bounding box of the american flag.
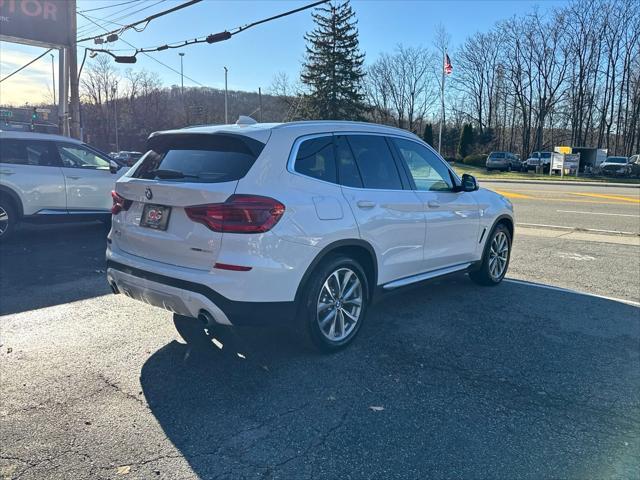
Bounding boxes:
[444,53,453,75]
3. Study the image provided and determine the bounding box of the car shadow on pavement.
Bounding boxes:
[0,222,111,315]
[140,276,640,480]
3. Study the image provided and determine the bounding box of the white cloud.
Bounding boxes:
[0,46,55,106]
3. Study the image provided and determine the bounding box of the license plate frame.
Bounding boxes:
[140,203,171,231]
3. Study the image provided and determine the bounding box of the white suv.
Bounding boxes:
[0,131,124,240]
[106,120,514,351]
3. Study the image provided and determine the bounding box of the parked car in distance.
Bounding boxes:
[107,119,515,352]
[114,151,144,167]
[486,151,519,172]
[0,131,125,241]
[599,155,632,176]
[525,151,552,172]
[629,154,640,177]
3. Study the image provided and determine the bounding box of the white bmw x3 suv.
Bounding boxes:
[107,119,514,351]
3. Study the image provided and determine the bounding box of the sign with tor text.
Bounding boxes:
[0,0,72,47]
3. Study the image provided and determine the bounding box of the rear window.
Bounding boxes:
[0,140,55,166]
[489,152,506,159]
[133,134,265,183]
[541,152,552,158]
[294,136,337,183]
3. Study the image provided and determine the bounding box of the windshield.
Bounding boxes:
[489,152,506,159]
[606,157,627,164]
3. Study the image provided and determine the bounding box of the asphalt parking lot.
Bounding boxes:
[1,181,639,480]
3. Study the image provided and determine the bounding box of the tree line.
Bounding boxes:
[18,0,637,158]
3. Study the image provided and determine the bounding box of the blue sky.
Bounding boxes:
[0,0,568,105]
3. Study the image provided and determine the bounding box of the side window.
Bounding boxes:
[346,135,403,190]
[392,138,453,192]
[294,136,336,184]
[0,140,54,166]
[58,144,110,170]
[334,135,363,188]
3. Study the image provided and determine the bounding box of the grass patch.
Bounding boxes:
[452,163,640,184]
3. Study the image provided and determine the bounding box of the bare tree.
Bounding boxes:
[365,45,438,132]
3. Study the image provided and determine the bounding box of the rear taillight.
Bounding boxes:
[111,191,132,215]
[185,194,285,233]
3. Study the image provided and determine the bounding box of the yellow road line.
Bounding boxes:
[492,190,535,199]
[569,192,640,204]
[489,190,633,205]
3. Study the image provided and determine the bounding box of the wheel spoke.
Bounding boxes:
[329,272,341,296]
[337,310,345,337]
[319,308,336,329]
[340,270,353,296]
[342,281,359,300]
[341,308,358,322]
[317,300,333,313]
[343,297,361,306]
[328,311,337,337]
[322,280,336,301]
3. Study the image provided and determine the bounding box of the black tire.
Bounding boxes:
[299,255,369,352]
[0,197,17,242]
[469,223,512,286]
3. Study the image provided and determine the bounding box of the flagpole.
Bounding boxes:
[438,51,445,155]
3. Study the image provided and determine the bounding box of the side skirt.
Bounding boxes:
[372,261,482,303]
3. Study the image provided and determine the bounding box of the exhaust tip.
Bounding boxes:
[198,310,216,327]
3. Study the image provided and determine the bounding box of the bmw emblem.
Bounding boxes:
[145,188,153,200]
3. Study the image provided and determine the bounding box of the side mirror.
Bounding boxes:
[109,160,121,174]
[461,173,479,192]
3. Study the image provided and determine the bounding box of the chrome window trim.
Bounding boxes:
[287,130,443,193]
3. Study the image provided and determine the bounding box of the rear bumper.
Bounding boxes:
[106,260,297,326]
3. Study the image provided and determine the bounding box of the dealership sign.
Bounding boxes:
[0,0,72,47]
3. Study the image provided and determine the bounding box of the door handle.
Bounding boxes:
[357,200,376,209]
[67,175,81,180]
[427,200,441,208]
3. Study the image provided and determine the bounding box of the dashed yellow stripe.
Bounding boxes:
[569,192,640,204]
[492,190,535,199]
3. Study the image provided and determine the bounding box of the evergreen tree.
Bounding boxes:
[458,123,474,159]
[423,123,434,147]
[300,1,365,120]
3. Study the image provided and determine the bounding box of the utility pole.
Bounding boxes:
[58,48,67,136]
[438,50,445,155]
[50,53,56,106]
[179,52,185,96]
[68,0,81,139]
[224,66,228,124]
[258,87,263,122]
[112,82,119,152]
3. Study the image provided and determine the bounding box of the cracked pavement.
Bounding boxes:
[1,210,639,479]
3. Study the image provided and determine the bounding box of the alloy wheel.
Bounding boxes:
[0,206,8,236]
[316,267,363,342]
[488,231,509,280]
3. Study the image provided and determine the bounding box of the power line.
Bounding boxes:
[77,12,205,87]
[78,0,141,14]
[77,0,166,37]
[0,48,53,84]
[90,0,329,58]
[77,0,198,43]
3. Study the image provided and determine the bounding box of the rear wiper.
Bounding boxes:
[148,169,198,179]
